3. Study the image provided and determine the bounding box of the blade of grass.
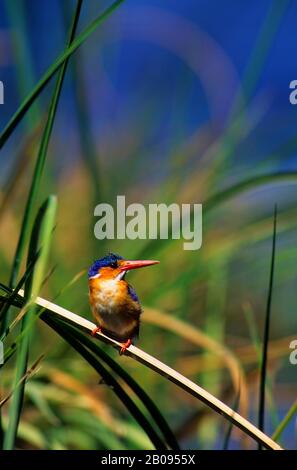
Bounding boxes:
[1,284,179,449]
[243,303,279,428]
[208,0,289,182]
[136,171,297,259]
[42,315,167,450]
[0,251,39,328]
[0,126,42,223]
[272,399,297,442]
[0,355,44,408]
[0,0,125,148]
[0,291,171,449]
[52,317,179,450]
[0,417,47,449]
[1,289,283,450]
[0,0,83,337]
[0,0,43,442]
[0,241,38,448]
[235,0,289,107]
[3,196,57,449]
[258,204,277,449]
[12,281,248,423]
[199,258,228,447]
[205,172,297,212]
[143,305,248,414]
[62,0,102,203]
[222,389,240,450]
[4,0,40,128]
[61,410,126,450]
[61,0,105,254]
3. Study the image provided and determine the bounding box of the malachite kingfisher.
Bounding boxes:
[88,253,159,354]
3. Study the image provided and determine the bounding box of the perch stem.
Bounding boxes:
[16,289,283,450]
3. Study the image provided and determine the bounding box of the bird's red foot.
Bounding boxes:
[119,339,132,355]
[91,326,102,337]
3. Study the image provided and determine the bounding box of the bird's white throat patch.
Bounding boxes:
[94,279,122,314]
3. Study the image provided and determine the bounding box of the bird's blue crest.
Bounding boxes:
[88,253,124,278]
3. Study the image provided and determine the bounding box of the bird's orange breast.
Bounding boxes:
[88,275,141,341]
[89,276,129,309]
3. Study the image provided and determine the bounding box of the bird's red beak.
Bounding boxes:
[119,259,159,272]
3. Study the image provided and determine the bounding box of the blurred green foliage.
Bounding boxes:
[0,0,296,450]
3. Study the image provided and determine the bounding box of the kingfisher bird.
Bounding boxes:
[88,253,159,354]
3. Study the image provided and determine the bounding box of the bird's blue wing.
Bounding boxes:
[128,284,139,303]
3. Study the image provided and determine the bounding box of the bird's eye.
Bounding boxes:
[110,261,118,269]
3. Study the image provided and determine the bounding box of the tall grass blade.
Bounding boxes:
[1,290,179,448]
[0,0,41,444]
[53,318,179,449]
[0,0,83,337]
[272,399,297,442]
[243,303,279,427]
[209,0,289,183]
[0,252,39,332]
[222,390,240,450]
[4,0,40,127]
[137,171,297,259]
[62,0,102,204]
[205,172,297,213]
[0,355,44,408]
[0,289,283,450]
[43,315,167,450]
[3,196,57,449]
[0,0,125,148]
[258,204,277,449]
